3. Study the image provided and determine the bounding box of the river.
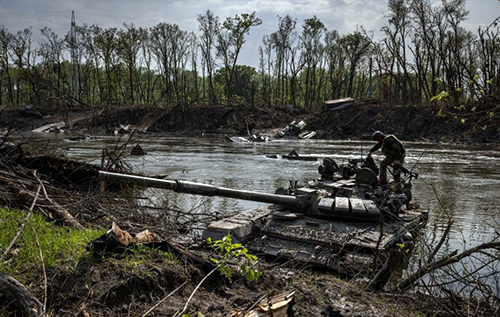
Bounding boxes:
[15,133,500,257]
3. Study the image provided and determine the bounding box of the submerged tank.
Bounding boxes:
[98,157,427,282]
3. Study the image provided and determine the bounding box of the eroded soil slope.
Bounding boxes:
[2,103,498,142]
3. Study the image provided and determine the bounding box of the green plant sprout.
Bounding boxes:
[431,90,449,102]
[207,232,262,283]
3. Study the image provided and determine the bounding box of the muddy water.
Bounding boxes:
[17,133,500,254]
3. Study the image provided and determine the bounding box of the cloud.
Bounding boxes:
[0,0,498,67]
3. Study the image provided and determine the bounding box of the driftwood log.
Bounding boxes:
[0,274,45,317]
[18,189,84,230]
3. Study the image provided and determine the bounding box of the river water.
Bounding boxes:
[15,133,500,256]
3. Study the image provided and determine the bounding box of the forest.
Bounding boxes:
[0,0,498,113]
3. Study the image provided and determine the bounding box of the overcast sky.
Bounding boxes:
[0,0,498,67]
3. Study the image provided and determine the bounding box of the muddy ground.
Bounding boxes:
[0,146,445,317]
[0,103,498,316]
[2,102,499,143]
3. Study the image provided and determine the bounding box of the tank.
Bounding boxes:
[98,157,427,283]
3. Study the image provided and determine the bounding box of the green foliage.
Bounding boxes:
[436,107,447,118]
[0,6,499,110]
[214,65,257,102]
[430,90,449,102]
[207,232,262,283]
[0,207,105,283]
[396,242,410,253]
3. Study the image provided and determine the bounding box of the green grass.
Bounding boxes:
[0,207,106,282]
[112,244,180,271]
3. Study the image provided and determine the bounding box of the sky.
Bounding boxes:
[0,0,499,68]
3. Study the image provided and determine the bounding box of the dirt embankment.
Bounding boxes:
[0,105,494,316]
[3,102,498,143]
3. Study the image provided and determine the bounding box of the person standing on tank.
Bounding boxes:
[367,131,406,192]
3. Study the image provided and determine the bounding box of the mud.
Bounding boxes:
[2,102,498,143]
[45,254,437,316]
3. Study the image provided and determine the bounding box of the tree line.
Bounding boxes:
[0,0,498,111]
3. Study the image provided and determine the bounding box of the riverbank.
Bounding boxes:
[2,102,499,143]
[1,103,500,316]
[0,144,439,316]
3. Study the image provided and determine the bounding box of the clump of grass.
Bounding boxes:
[93,245,182,283]
[127,245,179,265]
[0,207,105,282]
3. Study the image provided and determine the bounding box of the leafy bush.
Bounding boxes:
[207,233,262,283]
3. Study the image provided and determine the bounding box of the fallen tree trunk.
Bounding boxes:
[18,189,84,230]
[0,274,45,317]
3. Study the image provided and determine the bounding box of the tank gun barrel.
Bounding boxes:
[98,171,302,208]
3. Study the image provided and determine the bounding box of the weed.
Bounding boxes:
[207,232,262,283]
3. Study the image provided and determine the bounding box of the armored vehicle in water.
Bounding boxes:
[98,156,427,284]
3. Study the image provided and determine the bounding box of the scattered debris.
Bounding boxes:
[226,134,270,143]
[249,134,269,142]
[32,121,66,133]
[134,229,161,244]
[298,130,316,139]
[228,290,296,317]
[276,120,306,138]
[281,150,318,161]
[226,136,250,143]
[17,105,43,119]
[88,222,216,271]
[266,150,318,161]
[106,124,131,135]
[130,144,146,156]
[276,120,316,139]
[68,134,90,141]
[323,97,354,111]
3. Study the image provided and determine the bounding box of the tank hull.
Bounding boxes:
[202,174,428,278]
[203,203,427,277]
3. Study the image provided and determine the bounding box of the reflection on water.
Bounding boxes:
[12,133,500,254]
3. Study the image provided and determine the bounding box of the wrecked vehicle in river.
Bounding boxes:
[98,157,427,287]
[225,134,270,143]
[275,120,316,140]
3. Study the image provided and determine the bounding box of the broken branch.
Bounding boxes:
[394,241,500,292]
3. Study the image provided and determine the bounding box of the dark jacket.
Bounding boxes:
[370,135,405,160]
